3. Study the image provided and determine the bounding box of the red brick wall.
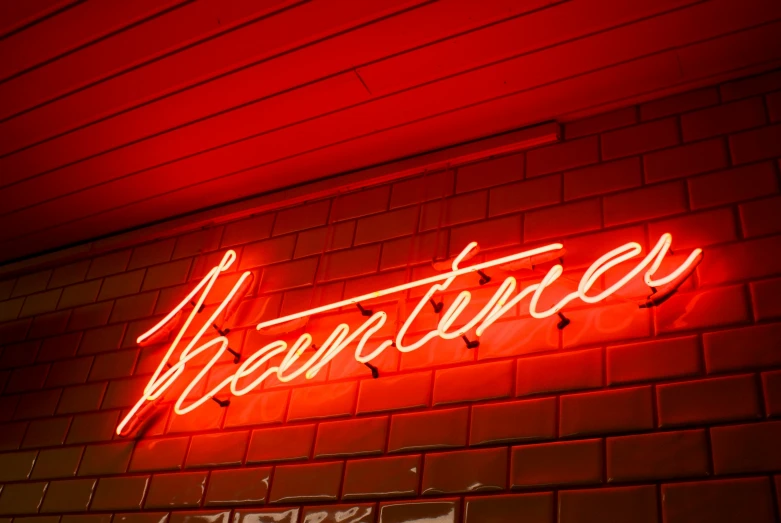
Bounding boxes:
[1,69,781,523]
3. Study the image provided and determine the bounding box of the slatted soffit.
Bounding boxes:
[0,0,779,264]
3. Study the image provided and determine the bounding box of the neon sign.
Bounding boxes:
[117,233,702,436]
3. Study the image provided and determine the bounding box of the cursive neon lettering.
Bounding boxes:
[116,233,702,435]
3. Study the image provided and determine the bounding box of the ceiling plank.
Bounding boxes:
[2,0,777,219]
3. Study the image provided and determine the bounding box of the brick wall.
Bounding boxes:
[1,68,780,523]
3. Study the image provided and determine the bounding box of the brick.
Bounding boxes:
[45,358,92,389]
[649,208,737,251]
[87,250,131,279]
[224,389,288,428]
[449,214,521,256]
[0,482,48,515]
[130,437,188,472]
[644,138,729,183]
[89,349,138,382]
[655,284,750,334]
[690,162,778,210]
[22,417,70,448]
[605,181,687,226]
[294,221,354,258]
[662,477,775,523]
[66,410,119,444]
[246,424,315,464]
[301,504,375,523]
[488,174,560,217]
[566,107,637,138]
[524,198,601,242]
[331,186,389,222]
[682,97,767,141]
[392,170,453,207]
[142,259,192,291]
[204,467,271,507]
[354,206,418,246]
[259,256,318,293]
[603,118,679,160]
[98,270,145,300]
[700,236,781,287]
[457,153,524,192]
[101,377,148,410]
[287,381,356,421]
[0,339,39,369]
[740,195,781,238]
[516,348,603,396]
[711,421,781,474]
[37,332,81,361]
[20,289,62,317]
[110,292,158,323]
[657,374,761,428]
[5,362,48,393]
[0,450,37,481]
[560,386,654,437]
[511,439,602,488]
[378,500,458,523]
[752,278,781,321]
[273,200,330,236]
[559,485,657,523]
[705,324,781,373]
[68,302,113,330]
[721,69,781,100]
[343,455,420,500]
[607,336,701,385]
[168,512,229,523]
[763,370,781,416]
[421,190,487,229]
[423,447,507,495]
[433,360,513,405]
[186,431,248,468]
[314,416,387,458]
[470,397,556,446]
[379,231,448,270]
[172,227,223,260]
[269,461,342,503]
[0,278,13,300]
[221,213,274,247]
[130,241,176,271]
[90,476,150,511]
[464,493,553,523]
[58,382,106,414]
[729,123,781,164]
[234,508,299,523]
[31,447,83,479]
[388,407,467,452]
[58,280,101,309]
[14,389,61,420]
[11,271,51,297]
[145,471,207,509]
[78,441,134,476]
[564,157,641,200]
[476,316,559,360]
[527,137,598,177]
[640,87,720,120]
[239,235,296,270]
[40,478,96,513]
[607,429,708,482]
[318,244,379,282]
[0,421,26,451]
[0,297,22,322]
[768,90,781,122]
[356,371,431,414]
[29,309,71,337]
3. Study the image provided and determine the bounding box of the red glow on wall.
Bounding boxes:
[118,233,701,436]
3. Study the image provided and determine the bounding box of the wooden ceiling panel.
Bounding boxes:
[0,0,779,264]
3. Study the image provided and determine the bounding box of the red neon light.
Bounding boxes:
[116,233,702,436]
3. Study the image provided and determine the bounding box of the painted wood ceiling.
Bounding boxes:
[1,0,780,264]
